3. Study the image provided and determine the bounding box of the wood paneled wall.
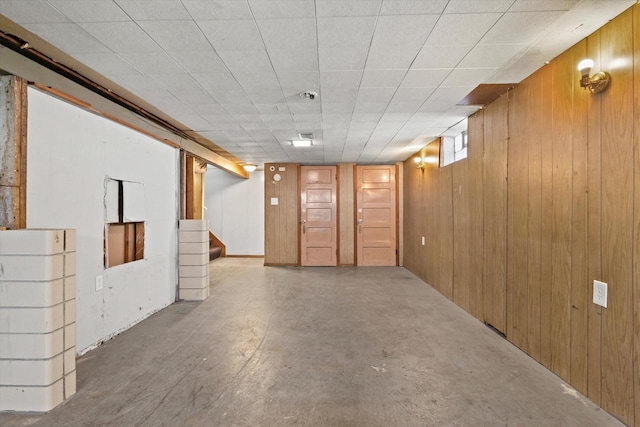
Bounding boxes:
[403,6,640,425]
[264,163,298,265]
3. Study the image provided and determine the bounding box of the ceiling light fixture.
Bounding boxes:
[578,58,611,94]
[291,140,312,147]
[243,164,257,172]
[299,91,318,100]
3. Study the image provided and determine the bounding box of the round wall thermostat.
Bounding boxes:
[273,173,282,182]
[269,166,276,172]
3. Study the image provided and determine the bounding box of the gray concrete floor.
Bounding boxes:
[1,258,623,426]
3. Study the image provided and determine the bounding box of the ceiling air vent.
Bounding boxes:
[299,133,314,140]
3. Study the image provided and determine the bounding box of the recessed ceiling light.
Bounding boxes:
[291,140,312,147]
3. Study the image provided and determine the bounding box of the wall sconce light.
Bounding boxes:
[243,164,257,172]
[414,156,426,169]
[578,59,611,94]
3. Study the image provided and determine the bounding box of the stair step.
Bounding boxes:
[209,246,223,261]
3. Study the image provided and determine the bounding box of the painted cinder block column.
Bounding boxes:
[178,220,210,301]
[0,229,76,412]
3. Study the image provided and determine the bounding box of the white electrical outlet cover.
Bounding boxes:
[96,275,104,291]
[593,280,607,308]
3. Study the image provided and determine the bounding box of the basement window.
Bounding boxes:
[440,131,468,167]
[104,179,146,268]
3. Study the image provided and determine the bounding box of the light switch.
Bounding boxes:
[421,236,425,246]
[95,275,103,291]
[270,197,279,206]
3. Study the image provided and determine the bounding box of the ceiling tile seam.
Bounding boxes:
[179,0,277,160]
[365,4,450,163]
[247,0,305,155]
[333,0,385,163]
[312,0,327,163]
[414,7,521,99]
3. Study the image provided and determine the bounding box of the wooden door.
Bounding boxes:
[300,166,337,266]
[356,165,397,266]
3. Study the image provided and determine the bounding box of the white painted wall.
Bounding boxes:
[204,167,264,256]
[26,88,178,354]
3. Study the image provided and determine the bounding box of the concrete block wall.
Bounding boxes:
[178,220,210,301]
[0,229,76,412]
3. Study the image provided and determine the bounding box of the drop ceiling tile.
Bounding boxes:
[319,47,369,71]
[137,21,211,52]
[114,0,191,20]
[412,45,473,69]
[249,0,315,18]
[380,112,412,122]
[182,0,252,19]
[21,23,108,54]
[372,15,439,49]
[317,17,376,48]
[254,103,290,114]
[232,114,265,124]
[443,0,514,13]
[320,71,363,88]
[510,0,579,12]
[72,53,140,75]
[192,72,242,92]
[353,102,390,113]
[107,73,162,91]
[277,71,320,92]
[349,121,378,131]
[190,104,228,115]
[400,69,451,88]
[426,86,475,103]
[79,22,161,53]
[385,99,424,114]
[322,114,351,129]
[380,0,448,15]
[47,0,130,22]
[246,89,286,104]
[198,20,264,50]
[234,71,281,91]
[426,13,502,45]
[315,1,382,17]
[392,87,436,103]
[287,102,322,114]
[352,113,382,122]
[320,88,359,103]
[441,68,498,87]
[257,19,316,50]
[0,0,68,24]
[220,104,258,114]
[360,70,406,88]
[240,122,269,130]
[208,89,252,105]
[170,51,227,73]
[119,52,184,74]
[321,102,356,113]
[216,50,274,74]
[458,44,527,68]
[480,11,564,45]
[269,48,319,72]
[365,45,421,70]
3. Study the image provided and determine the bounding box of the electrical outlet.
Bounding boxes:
[593,280,607,308]
[95,275,104,291]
